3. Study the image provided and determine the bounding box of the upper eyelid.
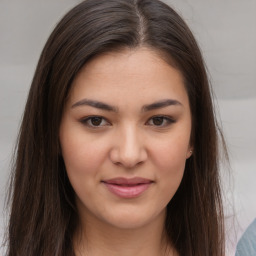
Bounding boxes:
[80,116,111,125]
[81,115,107,120]
[146,115,175,124]
[148,115,174,119]
[147,115,175,121]
[80,115,175,127]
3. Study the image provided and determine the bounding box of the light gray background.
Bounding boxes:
[0,0,255,255]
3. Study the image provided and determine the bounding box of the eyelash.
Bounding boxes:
[147,115,175,127]
[80,116,110,128]
[80,115,175,129]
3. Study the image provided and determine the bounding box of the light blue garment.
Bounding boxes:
[235,219,256,256]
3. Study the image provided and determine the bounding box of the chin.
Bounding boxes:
[100,207,166,230]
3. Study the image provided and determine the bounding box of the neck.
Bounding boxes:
[73,210,177,256]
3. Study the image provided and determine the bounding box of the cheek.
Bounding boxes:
[151,135,189,171]
[60,131,109,176]
[150,134,189,198]
[60,136,110,199]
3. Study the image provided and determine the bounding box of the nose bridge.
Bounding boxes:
[122,124,140,154]
[112,123,147,168]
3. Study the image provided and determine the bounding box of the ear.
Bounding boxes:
[186,147,193,159]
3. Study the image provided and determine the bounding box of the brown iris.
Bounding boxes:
[152,117,164,126]
[91,117,103,126]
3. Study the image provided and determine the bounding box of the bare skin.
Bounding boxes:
[74,207,177,256]
[60,47,191,256]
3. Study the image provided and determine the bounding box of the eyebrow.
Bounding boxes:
[72,99,118,112]
[142,99,182,112]
[71,98,182,112]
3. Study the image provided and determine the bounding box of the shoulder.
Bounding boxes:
[235,218,256,256]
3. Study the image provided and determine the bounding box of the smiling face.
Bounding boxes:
[59,48,192,230]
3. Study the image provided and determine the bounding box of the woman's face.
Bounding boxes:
[59,48,192,230]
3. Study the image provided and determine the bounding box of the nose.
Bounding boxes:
[109,125,147,169]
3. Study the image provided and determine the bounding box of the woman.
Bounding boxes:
[6,0,226,255]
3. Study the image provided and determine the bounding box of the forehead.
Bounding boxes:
[68,47,189,108]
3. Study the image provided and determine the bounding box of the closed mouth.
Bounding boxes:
[102,177,153,198]
[102,177,153,185]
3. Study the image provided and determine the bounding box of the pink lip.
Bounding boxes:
[102,177,153,198]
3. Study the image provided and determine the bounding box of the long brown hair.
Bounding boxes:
[6,0,225,255]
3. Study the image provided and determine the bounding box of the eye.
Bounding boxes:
[146,116,175,127]
[81,116,110,128]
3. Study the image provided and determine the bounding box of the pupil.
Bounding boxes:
[91,117,102,126]
[153,117,163,126]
